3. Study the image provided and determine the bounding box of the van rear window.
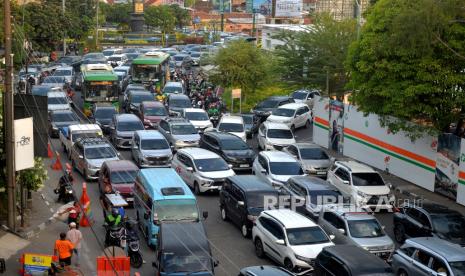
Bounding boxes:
[161,187,185,196]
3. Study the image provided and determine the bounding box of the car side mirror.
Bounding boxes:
[275,239,285,245]
[330,157,336,163]
[437,273,447,276]
[342,180,350,185]
[165,131,171,134]
[170,145,174,150]
[202,211,208,220]
[133,145,138,149]
[382,225,386,230]
[260,169,267,175]
[78,155,84,159]
[338,228,346,235]
[109,126,115,130]
[237,201,245,207]
[228,164,233,169]
[187,167,194,172]
[213,259,219,267]
[329,234,335,240]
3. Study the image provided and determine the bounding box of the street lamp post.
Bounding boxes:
[220,0,224,32]
[62,0,66,55]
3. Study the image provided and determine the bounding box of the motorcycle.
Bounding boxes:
[54,169,74,203]
[105,225,124,247]
[124,220,142,268]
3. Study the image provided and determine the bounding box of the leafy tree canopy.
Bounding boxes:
[346,0,465,137]
[169,4,191,29]
[144,5,176,34]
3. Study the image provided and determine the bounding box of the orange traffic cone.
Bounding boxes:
[47,143,53,158]
[51,152,62,170]
[80,182,93,227]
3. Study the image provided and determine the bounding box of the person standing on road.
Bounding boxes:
[54,232,74,267]
[66,222,82,267]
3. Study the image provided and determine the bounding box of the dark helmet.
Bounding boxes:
[111,208,119,217]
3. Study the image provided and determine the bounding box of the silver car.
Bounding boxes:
[284,143,332,177]
[110,114,145,149]
[392,237,465,276]
[70,137,120,180]
[158,117,200,150]
[318,206,394,261]
[131,130,173,167]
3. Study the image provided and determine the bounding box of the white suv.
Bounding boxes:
[216,115,246,141]
[171,148,235,194]
[252,209,334,273]
[258,121,296,151]
[266,103,312,131]
[182,108,213,133]
[252,151,305,188]
[327,161,395,209]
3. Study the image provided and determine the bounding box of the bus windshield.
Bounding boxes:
[84,83,118,101]
[132,64,160,82]
[154,199,199,222]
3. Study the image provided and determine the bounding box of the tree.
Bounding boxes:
[210,40,277,103]
[145,5,176,44]
[346,0,465,137]
[169,4,191,29]
[274,14,357,97]
[17,157,48,192]
[100,2,132,26]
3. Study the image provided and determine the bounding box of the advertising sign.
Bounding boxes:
[212,0,232,12]
[15,117,34,171]
[435,133,460,200]
[275,0,302,18]
[253,0,272,15]
[232,88,241,99]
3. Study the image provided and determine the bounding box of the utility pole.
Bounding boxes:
[355,0,361,39]
[62,0,67,56]
[4,0,16,231]
[220,0,224,32]
[96,0,99,48]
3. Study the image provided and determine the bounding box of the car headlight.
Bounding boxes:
[226,155,238,161]
[199,176,213,186]
[294,254,313,263]
[88,163,99,169]
[175,140,185,146]
[357,190,368,198]
[306,166,316,173]
[271,179,284,187]
[52,126,58,130]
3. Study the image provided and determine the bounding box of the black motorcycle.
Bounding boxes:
[125,221,143,268]
[105,225,124,247]
[54,174,74,203]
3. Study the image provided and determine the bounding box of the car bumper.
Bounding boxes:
[115,137,132,148]
[87,168,100,179]
[306,170,328,178]
[174,142,199,150]
[139,158,171,168]
[199,179,225,192]
[228,162,253,171]
[370,250,393,261]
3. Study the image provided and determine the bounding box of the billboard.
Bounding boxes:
[15,117,34,171]
[253,0,272,15]
[275,0,302,17]
[212,0,232,12]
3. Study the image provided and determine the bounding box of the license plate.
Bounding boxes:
[240,164,249,168]
[126,197,133,202]
[317,171,326,175]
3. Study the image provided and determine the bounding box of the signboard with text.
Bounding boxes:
[274,0,302,18]
[232,88,241,99]
[15,117,34,171]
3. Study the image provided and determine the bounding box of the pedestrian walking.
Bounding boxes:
[54,232,74,267]
[66,222,82,267]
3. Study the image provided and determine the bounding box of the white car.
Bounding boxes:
[216,115,246,141]
[47,91,71,112]
[267,103,312,131]
[171,148,235,194]
[53,66,74,84]
[252,151,305,188]
[327,160,395,209]
[252,209,334,273]
[107,54,128,67]
[163,81,184,95]
[291,89,321,108]
[257,121,296,151]
[182,108,213,133]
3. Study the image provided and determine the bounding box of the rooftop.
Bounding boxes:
[135,130,165,139]
[261,151,296,162]
[179,148,220,159]
[407,238,465,262]
[335,160,376,173]
[228,175,275,192]
[264,209,317,228]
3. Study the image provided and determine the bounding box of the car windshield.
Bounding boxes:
[267,129,293,139]
[287,227,330,246]
[73,132,101,141]
[185,112,209,121]
[52,113,78,122]
[194,158,229,172]
[352,173,385,186]
[117,120,144,132]
[270,162,303,175]
[191,53,201,58]
[430,214,465,241]
[154,199,199,222]
[449,261,465,276]
[164,86,183,94]
[84,146,116,159]
[300,148,329,160]
[132,94,154,104]
[221,138,248,150]
[292,91,308,100]
[171,124,197,135]
[218,123,244,132]
[247,192,278,208]
[309,189,343,204]
[110,170,137,184]
[162,254,211,274]
[108,56,122,61]
[94,108,116,119]
[174,56,186,61]
[141,139,169,150]
[102,50,114,56]
[242,116,253,124]
[43,77,65,84]
[170,99,191,108]
[272,108,295,117]
[48,97,68,105]
[144,106,167,116]
[256,99,279,109]
[348,219,385,238]
[53,70,72,76]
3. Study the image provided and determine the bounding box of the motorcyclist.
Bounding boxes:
[155,89,165,102]
[105,208,123,246]
[55,164,74,202]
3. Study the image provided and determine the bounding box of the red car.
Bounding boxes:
[138,101,168,129]
[99,160,139,204]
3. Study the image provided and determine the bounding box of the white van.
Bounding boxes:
[59,124,103,158]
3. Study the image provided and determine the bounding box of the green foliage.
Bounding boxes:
[145,5,176,34]
[17,157,48,192]
[346,0,465,137]
[169,4,191,29]
[100,2,132,26]
[210,40,278,104]
[274,14,357,97]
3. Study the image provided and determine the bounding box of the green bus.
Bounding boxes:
[130,51,171,92]
[80,64,119,117]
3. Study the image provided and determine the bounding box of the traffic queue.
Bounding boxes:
[22,45,465,276]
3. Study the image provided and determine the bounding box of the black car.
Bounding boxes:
[124,91,154,114]
[166,94,191,116]
[314,245,394,276]
[241,113,259,138]
[199,132,256,171]
[220,175,279,238]
[153,222,217,275]
[92,104,117,134]
[393,202,465,246]
[49,110,80,137]
[239,266,295,276]
[251,96,295,122]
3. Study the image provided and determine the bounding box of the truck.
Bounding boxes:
[59,124,103,158]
